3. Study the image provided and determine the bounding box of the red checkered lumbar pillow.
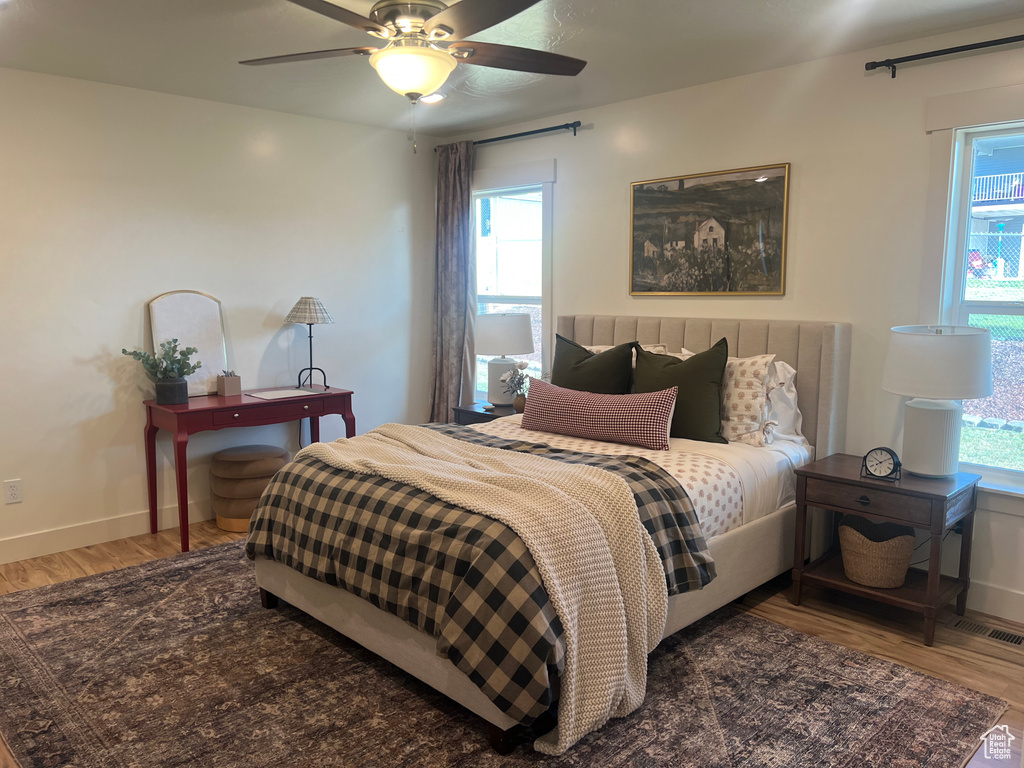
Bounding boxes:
[521,378,677,450]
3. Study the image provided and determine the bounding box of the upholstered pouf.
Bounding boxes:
[210,445,290,532]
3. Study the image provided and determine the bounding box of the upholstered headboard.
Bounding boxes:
[556,315,852,457]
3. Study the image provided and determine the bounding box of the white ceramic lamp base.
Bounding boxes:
[486,357,516,406]
[902,398,963,478]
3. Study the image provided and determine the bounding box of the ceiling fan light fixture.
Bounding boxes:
[369,40,456,99]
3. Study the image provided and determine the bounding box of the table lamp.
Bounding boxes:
[286,297,334,389]
[881,325,992,477]
[475,313,534,406]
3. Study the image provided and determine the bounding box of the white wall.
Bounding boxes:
[459,19,1024,622]
[0,67,437,561]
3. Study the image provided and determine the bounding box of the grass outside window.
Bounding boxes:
[959,425,1024,473]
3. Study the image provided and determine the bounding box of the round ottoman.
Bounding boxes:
[210,445,290,532]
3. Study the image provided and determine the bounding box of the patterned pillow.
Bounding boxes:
[674,349,776,446]
[521,378,677,451]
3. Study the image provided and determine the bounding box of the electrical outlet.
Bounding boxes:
[4,480,22,505]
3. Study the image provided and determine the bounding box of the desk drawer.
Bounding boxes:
[804,478,932,525]
[214,399,325,426]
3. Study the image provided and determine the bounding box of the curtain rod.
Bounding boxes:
[865,32,1024,78]
[435,120,581,152]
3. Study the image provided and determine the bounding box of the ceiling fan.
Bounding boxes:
[240,0,587,102]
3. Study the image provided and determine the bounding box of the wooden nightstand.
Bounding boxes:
[790,453,981,646]
[452,402,516,426]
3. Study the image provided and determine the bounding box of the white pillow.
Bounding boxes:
[585,343,668,367]
[767,360,806,443]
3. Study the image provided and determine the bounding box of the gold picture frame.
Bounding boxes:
[630,163,790,296]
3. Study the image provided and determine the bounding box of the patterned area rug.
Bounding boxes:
[0,542,1006,768]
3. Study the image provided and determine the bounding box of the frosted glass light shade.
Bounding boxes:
[881,325,992,400]
[369,44,456,99]
[475,313,534,357]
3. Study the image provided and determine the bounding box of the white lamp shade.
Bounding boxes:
[475,313,534,357]
[881,325,992,400]
[369,44,457,99]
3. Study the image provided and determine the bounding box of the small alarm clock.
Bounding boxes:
[861,446,902,481]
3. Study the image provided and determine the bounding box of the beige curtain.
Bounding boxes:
[429,141,476,423]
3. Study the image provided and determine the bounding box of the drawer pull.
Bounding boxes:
[233,413,240,419]
[856,495,871,506]
[303,405,309,411]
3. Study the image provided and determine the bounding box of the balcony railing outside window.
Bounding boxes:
[973,173,1024,203]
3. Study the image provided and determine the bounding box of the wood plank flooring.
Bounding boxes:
[0,523,1021,767]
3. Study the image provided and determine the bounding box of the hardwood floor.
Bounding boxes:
[0,523,1021,767]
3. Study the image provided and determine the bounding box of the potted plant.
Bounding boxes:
[217,369,241,397]
[122,339,202,405]
[500,361,530,413]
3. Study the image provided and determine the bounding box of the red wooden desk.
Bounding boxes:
[144,386,355,552]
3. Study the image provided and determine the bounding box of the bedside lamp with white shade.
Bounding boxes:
[881,325,992,478]
[475,313,534,406]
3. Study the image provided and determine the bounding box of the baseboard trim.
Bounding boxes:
[0,505,213,565]
[968,580,1024,625]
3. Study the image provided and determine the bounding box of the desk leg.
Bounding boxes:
[173,432,190,552]
[145,411,158,535]
[310,417,320,444]
[956,512,975,616]
[342,402,356,438]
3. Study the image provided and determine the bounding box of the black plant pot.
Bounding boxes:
[155,377,188,405]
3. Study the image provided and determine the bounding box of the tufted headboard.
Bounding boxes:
[556,315,852,457]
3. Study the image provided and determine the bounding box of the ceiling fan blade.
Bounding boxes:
[240,46,377,65]
[424,0,542,41]
[448,42,586,76]
[283,0,390,37]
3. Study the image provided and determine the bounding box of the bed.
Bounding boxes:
[250,314,851,752]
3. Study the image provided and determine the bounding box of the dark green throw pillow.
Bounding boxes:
[632,339,728,443]
[550,334,635,394]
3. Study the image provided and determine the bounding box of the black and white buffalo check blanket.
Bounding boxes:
[245,424,715,724]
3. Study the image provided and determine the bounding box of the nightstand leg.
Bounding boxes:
[956,512,975,616]
[923,529,943,646]
[923,610,937,646]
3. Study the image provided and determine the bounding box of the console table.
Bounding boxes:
[145,386,355,552]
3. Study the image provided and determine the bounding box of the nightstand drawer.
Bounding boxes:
[804,478,932,525]
[213,400,324,426]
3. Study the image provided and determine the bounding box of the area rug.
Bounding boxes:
[0,542,1006,768]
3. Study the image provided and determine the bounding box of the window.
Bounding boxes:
[474,185,549,396]
[945,126,1024,474]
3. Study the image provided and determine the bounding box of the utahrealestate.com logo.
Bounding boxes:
[979,724,1017,762]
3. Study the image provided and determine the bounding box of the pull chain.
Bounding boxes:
[408,100,418,155]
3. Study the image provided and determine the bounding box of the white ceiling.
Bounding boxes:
[1,0,1022,137]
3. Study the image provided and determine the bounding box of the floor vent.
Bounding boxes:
[951,618,1024,646]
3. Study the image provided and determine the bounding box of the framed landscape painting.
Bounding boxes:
[630,163,790,296]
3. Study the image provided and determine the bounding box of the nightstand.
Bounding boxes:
[452,402,515,426]
[790,453,981,646]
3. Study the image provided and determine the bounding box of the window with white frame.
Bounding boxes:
[945,125,1024,474]
[474,184,549,396]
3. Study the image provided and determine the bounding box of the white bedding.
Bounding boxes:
[470,414,814,540]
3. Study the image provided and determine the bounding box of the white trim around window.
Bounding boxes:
[923,83,1024,493]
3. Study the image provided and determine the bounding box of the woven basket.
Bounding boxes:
[838,514,915,589]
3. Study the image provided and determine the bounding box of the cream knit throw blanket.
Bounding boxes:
[296,424,668,755]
